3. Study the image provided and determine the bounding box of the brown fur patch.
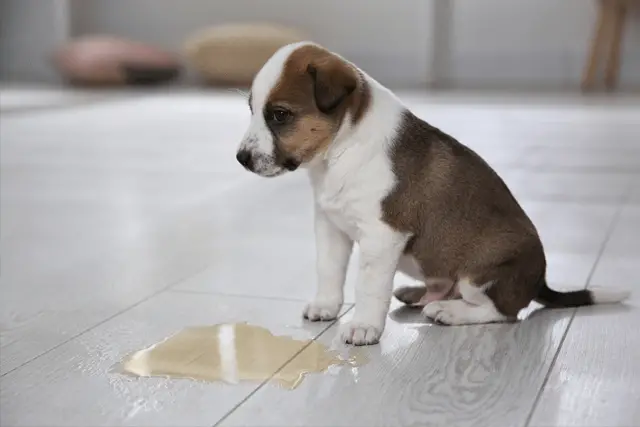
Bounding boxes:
[265,44,371,164]
[383,111,546,317]
[277,115,336,162]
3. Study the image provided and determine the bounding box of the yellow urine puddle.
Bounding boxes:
[117,323,367,389]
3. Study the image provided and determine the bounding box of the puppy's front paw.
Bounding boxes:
[303,301,341,322]
[339,321,382,346]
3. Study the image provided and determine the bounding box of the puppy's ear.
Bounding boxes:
[307,58,357,114]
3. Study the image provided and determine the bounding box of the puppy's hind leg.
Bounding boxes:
[394,285,428,305]
[394,278,457,306]
[422,278,510,325]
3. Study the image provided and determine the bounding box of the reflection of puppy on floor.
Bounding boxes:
[235,41,630,346]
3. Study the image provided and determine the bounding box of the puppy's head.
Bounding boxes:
[236,43,368,177]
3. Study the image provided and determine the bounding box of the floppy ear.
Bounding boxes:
[307,58,357,114]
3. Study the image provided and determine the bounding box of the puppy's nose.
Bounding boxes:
[282,158,300,171]
[236,150,253,170]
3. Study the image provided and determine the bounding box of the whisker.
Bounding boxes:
[228,88,249,99]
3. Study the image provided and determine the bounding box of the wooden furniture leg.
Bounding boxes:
[604,0,628,90]
[582,0,615,91]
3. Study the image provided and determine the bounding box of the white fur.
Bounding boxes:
[241,43,413,345]
[589,287,631,304]
[303,206,352,322]
[422,300,505,326]
[422,278,508,325]
[307,72,411,345]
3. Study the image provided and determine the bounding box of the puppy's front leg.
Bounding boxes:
[303,207,353,321]
[340,224,409,346]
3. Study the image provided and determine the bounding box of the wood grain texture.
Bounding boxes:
[529,206,640,427]
[2,91,639,427]
[0,291,348,427]
[220,301,573,427]
[529,304,640,427]
[0,95,263,374]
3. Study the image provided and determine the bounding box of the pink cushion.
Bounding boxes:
[53,36,180,86]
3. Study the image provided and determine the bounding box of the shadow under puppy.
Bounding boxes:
[235,42,630,346]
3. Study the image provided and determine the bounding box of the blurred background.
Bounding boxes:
[2,0,640,92]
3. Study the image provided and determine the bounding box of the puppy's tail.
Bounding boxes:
[535,278,630,308]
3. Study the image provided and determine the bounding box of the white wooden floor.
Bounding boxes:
[1,89,639,427]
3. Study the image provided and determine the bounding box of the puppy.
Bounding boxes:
[236,42,629,346]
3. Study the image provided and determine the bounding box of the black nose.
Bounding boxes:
[236,150,253,170]
[282,158,300,171]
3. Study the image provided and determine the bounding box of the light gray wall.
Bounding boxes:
[450,0,640,88]
[65,0,640,89]
[0,0,70,83]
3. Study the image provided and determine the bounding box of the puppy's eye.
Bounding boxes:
[267,108,291,124]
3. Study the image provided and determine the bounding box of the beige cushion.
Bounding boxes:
[53,36,180,86]
[184,23,306,86]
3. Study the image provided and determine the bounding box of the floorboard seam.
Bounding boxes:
[522,195,628,427]
[211,305,355,427]
[169,288,359,305]
[0,262,218,378]
[168,288,311,302]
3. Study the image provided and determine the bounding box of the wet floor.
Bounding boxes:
[119,323,366,389]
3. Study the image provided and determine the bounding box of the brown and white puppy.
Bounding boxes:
[236,42,630,346]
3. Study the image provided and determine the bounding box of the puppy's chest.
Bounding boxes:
[314,177,383,241]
